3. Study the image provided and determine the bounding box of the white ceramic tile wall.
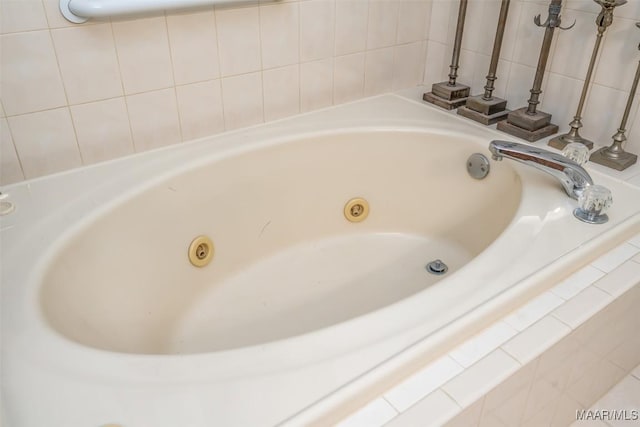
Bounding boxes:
[423,0,640,158]
[336,231,640,427]
[0,0,432,184]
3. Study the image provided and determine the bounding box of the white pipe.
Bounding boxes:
[59,0,256,23]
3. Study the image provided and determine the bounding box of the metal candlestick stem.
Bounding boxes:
[549,0,627,151]
[458,0,511,125]
[423,0,471,110]
[589,22,640,171]
[498,0,574,141]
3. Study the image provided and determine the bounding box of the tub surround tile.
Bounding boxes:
[503,292,565,332]
[422,41,447,87]
[585,375,640,427]
[221,72,264,131]
[593,261,640,297]
[428,0,451,44]
[0,117,24,185]
[393,42,427,92]
[334,0,368,57]
[51,24,123,105]
[335,398,398,427]
[216,6,261,77]
[551,265,606,301]
[126,89,181,152]
[166,10,220,86]
[449,322,518,368]
[367,0,399,50]
[333,53,365,105]
[299,0,334,63]
[263,65,300,122]
[633,365,640,380]
[260,2,299,69]
[590,243,640,273]
[0,31,67,116]
[396,0,431,45]
[594,18,640,93]
[442,350,520,408]
[549,9,598,81]
[629,233,640,249]
[384,355,463,412]
[0,0,48,34]
[300,59,333,113]
[501,316,571,365]
[8,108,81,179]
[384,390,461,427]
[41,0,100,29]
[634,252,640,264]
[364,48,395,97]
[539,73,585,139]
[566,358,627,410]
[175,80,225,142]
[552,286,613,330]
[70,98,134,165]
[442,398,483,427]
[112,17,174,95]
[552,393,585,427]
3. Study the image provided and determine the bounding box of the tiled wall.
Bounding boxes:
[0,0,431,185]
[423,0,640,155]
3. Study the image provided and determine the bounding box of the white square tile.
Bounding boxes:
[503,292,565,332]
[442,350,520,408]
[167,10,220,85]
[333,53,365,104]
[126,88,181,152]
[442,397,483,427]
[583,84,639,150]
[215,6,261,76]
[501,316,571,365]
[221,72,264,130]
[70,98,134,164]
[393,42,426,91]
[263,65,300,122]
[593,260,640,297]
[504,63,537,109]
[384,355,463,412]
[300,59,333,112]
[1,0,48,33]
[260,2,299,69]
[511,1,552,68]
[591,242,640,273]
[364,47,395,96]
[450,322,518,368]
[176,80,225,141]
[628,233,640,249]
[112,17,174,95]
[334,0,368,56]
[552,286,613,329]
[552,393,584,427]
[385,389,461,427]
[423,41,447,86]
[0,117,24,185]
[458,0,487,54]
[594,18,640,92]
[51,24,123,104]
[428,0,451,44]
[632,365,640,380]
[299,0,334,62]
[0,31,67,116]
[551,265,606,301]
[397,0,430,44]
[539,73,584,135]
[8,108,82,179]
[590,376,640,427]
[635,252,640,264]
[549,9,599,80]
[480,361,537,427]
[336,398,398,427]
[367,0,399,50]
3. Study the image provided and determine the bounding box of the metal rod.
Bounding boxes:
[483,0,511,100]
[448,0,469,86]
[603,57,640,157]
[562,0,626,142]
[527,0,567,115]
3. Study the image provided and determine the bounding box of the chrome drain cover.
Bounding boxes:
[426,259,448,275]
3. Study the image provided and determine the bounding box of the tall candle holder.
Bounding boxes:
[458,0,511,125]
[423,0,471,110]
[549,0,627,151]
[497,0,574,141]
[589,22,640,171]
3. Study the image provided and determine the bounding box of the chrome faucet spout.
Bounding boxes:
[488,140,593,199]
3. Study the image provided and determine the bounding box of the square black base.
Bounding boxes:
[497,120,559,142]
[423,92,468,110]
[457,105,510,125]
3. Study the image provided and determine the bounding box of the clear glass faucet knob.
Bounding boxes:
[574,185,612,224]
[562,142,590,166]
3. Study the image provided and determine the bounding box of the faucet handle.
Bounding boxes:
[562,142,590,166]
[574,185,612,224]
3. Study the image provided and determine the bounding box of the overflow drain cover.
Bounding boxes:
[426,259,448,275]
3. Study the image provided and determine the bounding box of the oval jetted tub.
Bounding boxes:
[2,95,640,427]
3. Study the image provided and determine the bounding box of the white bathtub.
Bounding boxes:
[2,94,639,426]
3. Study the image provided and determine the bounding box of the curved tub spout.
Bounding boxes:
[489,140,593,200]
